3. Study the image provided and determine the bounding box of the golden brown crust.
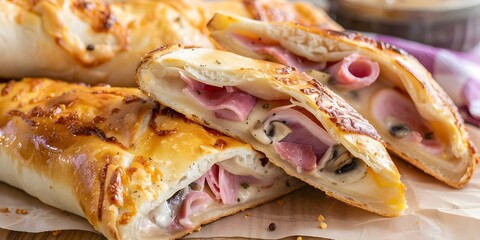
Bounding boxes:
[0,0,214,85]
[0,78,251,239]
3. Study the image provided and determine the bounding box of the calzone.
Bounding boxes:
[207,13,479,188]
[0,78,302,239]
[0,0,213,86]
[136,45,407,217]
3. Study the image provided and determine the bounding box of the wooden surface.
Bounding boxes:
[0,228,324,240]
[0,229,105,240]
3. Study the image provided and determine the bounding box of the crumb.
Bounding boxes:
[194,226,201,232]
[0,208,9,213]
[268,222,276,231]
[297,237,303,240]
[244,212,252,218]
[15,209,28,215]
[51,230,62,236]
[320,222,328,229]
[317,214,325,222]
[276,199,285,205]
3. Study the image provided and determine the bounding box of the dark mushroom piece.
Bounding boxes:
[318,144,367,184]
[389,124,410,138]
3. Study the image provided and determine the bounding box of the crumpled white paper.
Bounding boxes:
[2,157,480,240]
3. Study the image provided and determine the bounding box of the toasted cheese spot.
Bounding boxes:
[213,139,227,149]
[108,167,124,206]
[119,212,132,225]
[97,162,110,221]
[7,110,38,127]
[55,113,119,143]
[123,95,144,104]
[1,80,15,96]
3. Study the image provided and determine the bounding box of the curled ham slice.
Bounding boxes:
[177,191,213,228]
[232,34,325,72]
[205,165,239,204]
[180,72,256,121]
[327,53,379,91]
[265,107,336,172]
[371,88,444,155]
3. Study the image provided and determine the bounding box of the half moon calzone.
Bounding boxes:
[207,13,479,188]
[0,78,303,239]
[136,45,407,217]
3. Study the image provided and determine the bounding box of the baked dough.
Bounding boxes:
[136,44,407,217]
[0,78,303,239]
[205,0,343,30]
[207,13,479,188]
[0,0,214,86]
[0,0,341,86]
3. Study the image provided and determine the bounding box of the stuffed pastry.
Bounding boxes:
[0,78,303,239]
[205,0,343,31]
[136,44,407,217]
[207,13,479,188]
[0,0,213,86]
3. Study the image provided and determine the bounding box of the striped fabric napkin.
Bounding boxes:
[373,35,480,128]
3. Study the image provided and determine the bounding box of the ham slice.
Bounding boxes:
[232,34,325,72]
[180,72,256,122]
[176,191,213,228]
[265,107,335,172]
[273,142,316,172]
[327,53,379,91]
[371,88,444,154]
[205,165,239,204]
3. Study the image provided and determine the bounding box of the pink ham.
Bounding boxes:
[232,34,325,72]
[327,53,379,91]
[180,72,256,122]
[273,142,316,171]
[265,107,336,172]
[205,165,239,204]
[176,191,213,228]
[371,88,444,154]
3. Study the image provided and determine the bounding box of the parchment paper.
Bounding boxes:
[2,1,480,238]
[2,156,480,240]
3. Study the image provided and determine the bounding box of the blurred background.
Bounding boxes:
[316,0,480,51]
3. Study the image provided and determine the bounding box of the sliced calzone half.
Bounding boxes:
[207,13,479,188]
[0,78,302,240]
[0,0,213,86]
[136,44,407,217]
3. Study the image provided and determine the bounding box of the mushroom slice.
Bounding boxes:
[318,144,368,185]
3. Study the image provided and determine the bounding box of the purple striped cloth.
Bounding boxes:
[373,34,480,127]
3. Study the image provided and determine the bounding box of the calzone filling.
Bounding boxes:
[179,72,372,186]
[141,156,291,237]
[227,34,448,159]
